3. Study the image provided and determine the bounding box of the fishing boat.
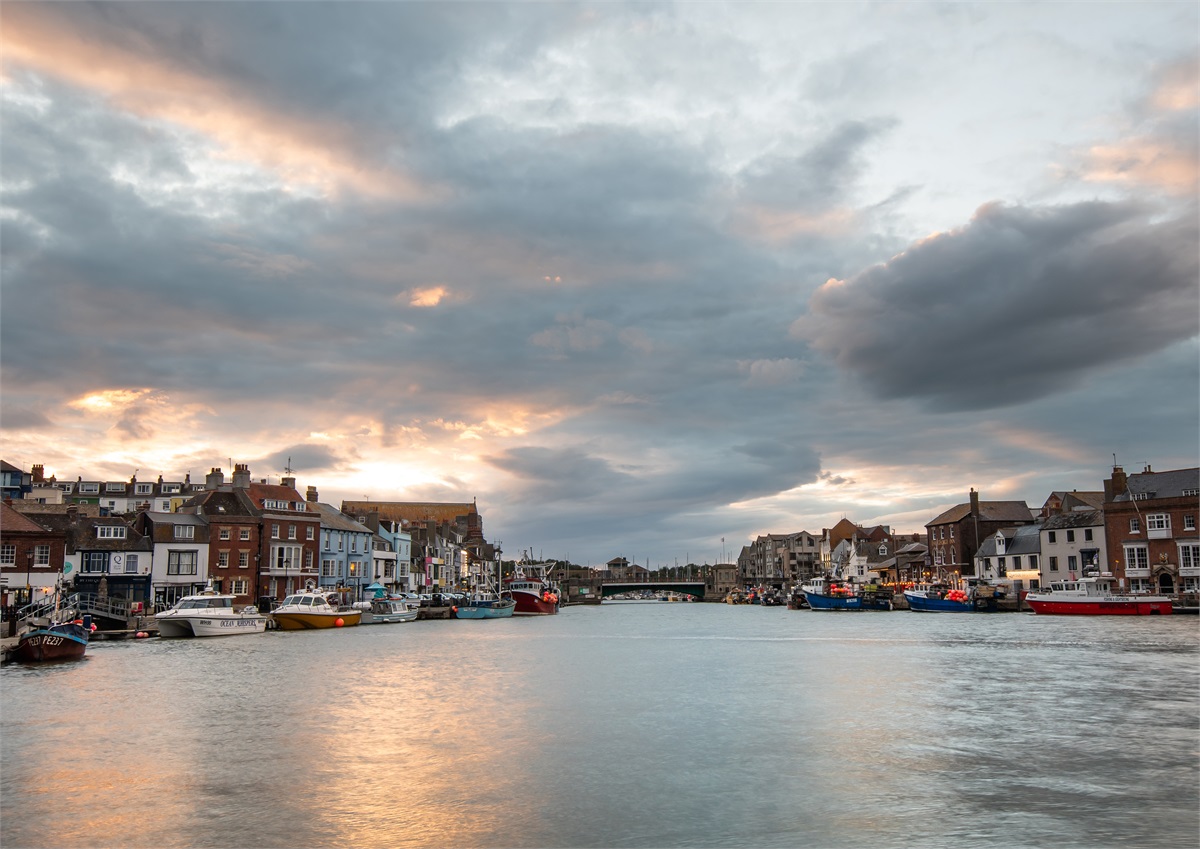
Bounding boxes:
[904,580,1002,613]
[802,576,893,611]
[455,592,516,619]
[1025,577,1173,615]
[14,615,90,663]
[505,560,560,615]
[271,591,362,630]
[155,586,267,637]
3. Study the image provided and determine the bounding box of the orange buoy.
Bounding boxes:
[335,617,344,627]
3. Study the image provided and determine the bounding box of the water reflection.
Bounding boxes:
[2,606,1197,848]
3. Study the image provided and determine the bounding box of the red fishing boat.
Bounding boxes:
[1025,577,1173,615]
[505,561,560,615]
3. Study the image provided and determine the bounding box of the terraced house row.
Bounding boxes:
[0,461,494,610]
[734,463,1198,599]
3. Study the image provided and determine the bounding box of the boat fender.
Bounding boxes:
[335,618,344,627]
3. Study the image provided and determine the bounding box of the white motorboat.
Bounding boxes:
[355,597,419,624]
[155,589,267,637]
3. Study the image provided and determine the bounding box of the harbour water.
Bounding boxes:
[2,603,1197,849]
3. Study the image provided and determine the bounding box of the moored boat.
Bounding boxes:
[802,576,893,611]
[505,561,560,615]
[271,591,363,630]
[1025,577,1173,615]
[355,597,418,624]
[904,580,1002,613]
[14,617,90,663]
[455,593,516,619]
[155,587,267,637]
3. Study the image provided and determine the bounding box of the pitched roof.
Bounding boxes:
[1114,467,1200,502]
[1041,509,1104,530]
[1,502,48,533]
[928,501,1034,525]
[310,502,373,533]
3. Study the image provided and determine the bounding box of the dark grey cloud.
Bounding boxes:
[793,200,1199,410]
[257,445,349,478]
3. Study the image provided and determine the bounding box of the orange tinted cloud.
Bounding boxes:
[0,7,433,201]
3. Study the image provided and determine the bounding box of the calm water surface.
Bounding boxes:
[3,603,1198,849]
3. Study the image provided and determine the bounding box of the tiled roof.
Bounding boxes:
[1115,468,1200,502]
[929,501,1033,525]
[1041,510,1104,530]
[1,502,48,533]
[311,503,373,533]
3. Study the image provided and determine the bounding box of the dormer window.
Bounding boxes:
[174,525,195,540]
[106,482,124,492]
[135,483,152,495]
[96,525,127,539]
[162,484,182,494]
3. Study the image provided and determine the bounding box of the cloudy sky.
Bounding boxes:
[2,2,1197,567]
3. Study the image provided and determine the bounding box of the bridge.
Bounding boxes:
[600,581,707,600]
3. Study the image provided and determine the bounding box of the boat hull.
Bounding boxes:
[456,600,516,619]
[905,593,997,613]
[14,624,89,663]
[1025,597,1173,615]
[804,592,892,611]
[272,610,362,630]
[156,614,267,637]
[510,590,559,615]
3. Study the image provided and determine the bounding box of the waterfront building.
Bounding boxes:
[925,490,1036,578]
[974,524,1043,593]
[0,502,65,607]
[1038,509,1106,586]
[134,511,211,606]
[741,532,821,588]
[1,461,33,501]
[1103,464,1200,596]
[63,509,153,604]
[309,500,375,602]
[180,479,262,606]
[341,500,486,591]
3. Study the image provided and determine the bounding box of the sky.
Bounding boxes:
[1,1,1197,568]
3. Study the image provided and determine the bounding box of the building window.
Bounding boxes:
[167,551,198,575]
[1147,514,1170,531]
[239,551,249,569]
[272,545,302,571]
[1068,555,1078,571]
[307,526,315,540]
[949,527,954,539]
[338,536,344,552]
[125,554,139,574]
[161,501,171,511]
[1129,578,1151,593]
[240,528,251,541]
[218,551,229,568]
[305,551,313,569]
[1124,545,1149,572]
[1049,556,1058,571]
[0,544,14,565]
[271,524,280,539]
[106,482,124,492]
[1029,555,1038,569]
[82,552,109,573]
[322,559,337,577]
[231,579,248,595]
[174,525,195,540]
[1066,530,1075,543]
[1130,517,1141,533]
[219,528,231,541]
[79,483,99,494]
[1084,529,1093,541]
[96,526,127,539]
[34,545,50,566]
[1048,531,1057,544]
[135,483,152,495]
[1185,515,1196,531]
[1180,544,1200,571]
[288,525,296,540]
[1011,556,1021,569]
[349,562,360,576]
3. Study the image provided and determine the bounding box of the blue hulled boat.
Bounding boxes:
[904,581,1001,613]
[801,577,893,611]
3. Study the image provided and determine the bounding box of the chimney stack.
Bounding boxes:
[281,476,296,490]
[232,464,251,489]
[1105,465,1127,502]
[31,464,44,483]
[206,468,225,489]
[969,488,980,516]
[306,486,319,503]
